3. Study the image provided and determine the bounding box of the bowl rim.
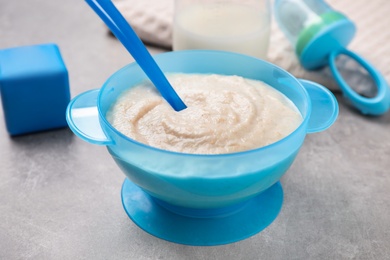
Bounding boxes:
[97,50,311,158]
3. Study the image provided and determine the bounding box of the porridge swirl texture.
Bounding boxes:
[107,74,302,154]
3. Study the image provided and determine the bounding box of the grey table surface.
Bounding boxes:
[1,1,389,259]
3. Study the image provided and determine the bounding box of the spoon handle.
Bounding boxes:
[85,0,187,111]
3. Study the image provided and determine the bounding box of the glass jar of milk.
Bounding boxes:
[173,0,271,59]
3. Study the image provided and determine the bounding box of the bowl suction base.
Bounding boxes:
[121,178,283,246]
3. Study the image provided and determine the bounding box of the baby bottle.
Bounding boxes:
[274,0,390,115]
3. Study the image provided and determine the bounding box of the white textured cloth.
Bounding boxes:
[114,0,390,91]
[114,0,173,48]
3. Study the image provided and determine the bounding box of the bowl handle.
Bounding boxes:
[298,79,339,134]
[66,89,114,145]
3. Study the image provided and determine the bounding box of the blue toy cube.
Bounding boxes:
[0,44,71,135]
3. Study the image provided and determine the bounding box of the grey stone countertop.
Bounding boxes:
[1,0,389,259]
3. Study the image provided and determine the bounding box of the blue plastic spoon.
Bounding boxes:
[85,0,187,111]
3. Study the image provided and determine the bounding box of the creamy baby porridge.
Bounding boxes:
[107,73,302,154]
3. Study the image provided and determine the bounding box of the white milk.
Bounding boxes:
[173,3,270,59]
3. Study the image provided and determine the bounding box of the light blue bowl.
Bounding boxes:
[66,50,338,245]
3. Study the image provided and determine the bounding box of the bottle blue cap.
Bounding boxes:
[298,13,390,115]
[274,0,390,116]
